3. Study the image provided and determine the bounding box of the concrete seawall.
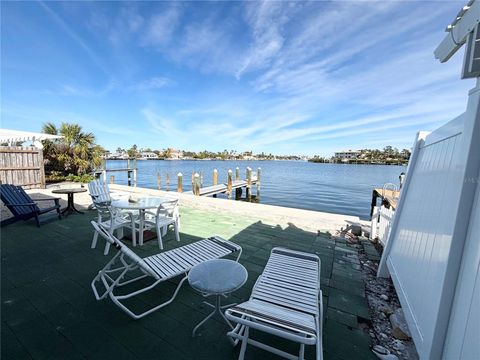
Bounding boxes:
[1,183,367,232]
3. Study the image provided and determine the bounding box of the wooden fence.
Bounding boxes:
[0,146,45,189]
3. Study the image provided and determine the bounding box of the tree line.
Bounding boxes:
[309,146,411,165]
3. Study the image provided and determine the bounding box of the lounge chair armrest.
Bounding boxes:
[6,202,37,206]
[34,198,61,202]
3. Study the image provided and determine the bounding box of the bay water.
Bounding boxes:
[106,160,406,220]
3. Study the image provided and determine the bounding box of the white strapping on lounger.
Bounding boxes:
[225,247,323,360]
[90,221,242,319]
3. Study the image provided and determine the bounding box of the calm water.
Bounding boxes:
[106,160,406,220]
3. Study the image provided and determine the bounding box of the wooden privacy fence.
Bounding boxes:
[0,146,45,189]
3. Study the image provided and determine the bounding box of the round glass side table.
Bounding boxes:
[188,259,248,337]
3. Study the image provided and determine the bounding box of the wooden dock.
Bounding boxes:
[93,163,261,201]
[93,158,137,186]
[185,179,258,197]
[370,188,400,216]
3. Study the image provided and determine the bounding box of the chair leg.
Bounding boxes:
[34,214,41,227]
[104,227,114,255]
[156,224,164,250]
[91,231,99,249]
[174,222,180,242]
[299,343,305,360]
[238,326,249,360]
[131,219,137,247]
[104,242,111,255]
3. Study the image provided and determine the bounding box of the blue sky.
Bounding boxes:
[0,1,475,156]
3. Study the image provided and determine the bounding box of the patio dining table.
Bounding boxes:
[110,197,169,246]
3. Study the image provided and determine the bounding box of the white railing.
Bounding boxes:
[378,79,480,359]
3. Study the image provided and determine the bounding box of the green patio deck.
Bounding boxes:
[1,207,375,360]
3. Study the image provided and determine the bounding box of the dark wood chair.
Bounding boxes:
[0,184,62,227]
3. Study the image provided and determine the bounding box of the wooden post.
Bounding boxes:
[235,167,240,181]
[177,172,183,193]
[110,175,115,184]
[193,173,200,196]
[246,167,252,201]
[157,172,161,190]
[213,169,218,185]
[166,173,170,191]
[227,170,232,199]
[39,148,46,188]
[200,171,204,186]
[256,167,261,199]
[191,171,195,189]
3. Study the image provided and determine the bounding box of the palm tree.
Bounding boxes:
[42,122,103,176]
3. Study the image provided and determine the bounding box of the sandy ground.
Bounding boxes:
[1,183,367,232]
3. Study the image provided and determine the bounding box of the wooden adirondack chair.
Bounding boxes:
[0,184,62,227]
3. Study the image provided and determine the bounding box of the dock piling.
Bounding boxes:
[166,173,170,191]
[227,170,233,199]
[213,169,218,198]
[110,175,115,184]
[235,167,240,181]
[133,159,137,187]
[256,167,261,199]
[246,167,252,201]
[157,172,161,190]
[193,173,201,196]
[177,172,183,193]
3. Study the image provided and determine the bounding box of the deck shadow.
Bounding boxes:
[1,208,373,360]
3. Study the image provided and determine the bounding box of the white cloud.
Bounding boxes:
[128,77,170,91]
[142,6,181,47]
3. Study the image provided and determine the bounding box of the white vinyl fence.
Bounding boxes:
[378,79,480,359]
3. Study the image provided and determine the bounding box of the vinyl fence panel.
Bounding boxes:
[378,81,480,359]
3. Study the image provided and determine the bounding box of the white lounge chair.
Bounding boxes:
[90,221,242,319]
[225,247,323,360]
[141,199,180,250]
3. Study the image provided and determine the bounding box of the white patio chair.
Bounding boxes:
[88,180,111,204]
[91,202,138,255]
[141,199,180,250]
[87,179,130,205]
[159,198,181,233]
[90,221,242,319]
[225,247,323,360]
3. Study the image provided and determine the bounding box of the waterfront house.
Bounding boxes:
[139,151,158,160]
[334,150,361,161]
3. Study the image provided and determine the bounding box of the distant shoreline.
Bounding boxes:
[105,158,407,165]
